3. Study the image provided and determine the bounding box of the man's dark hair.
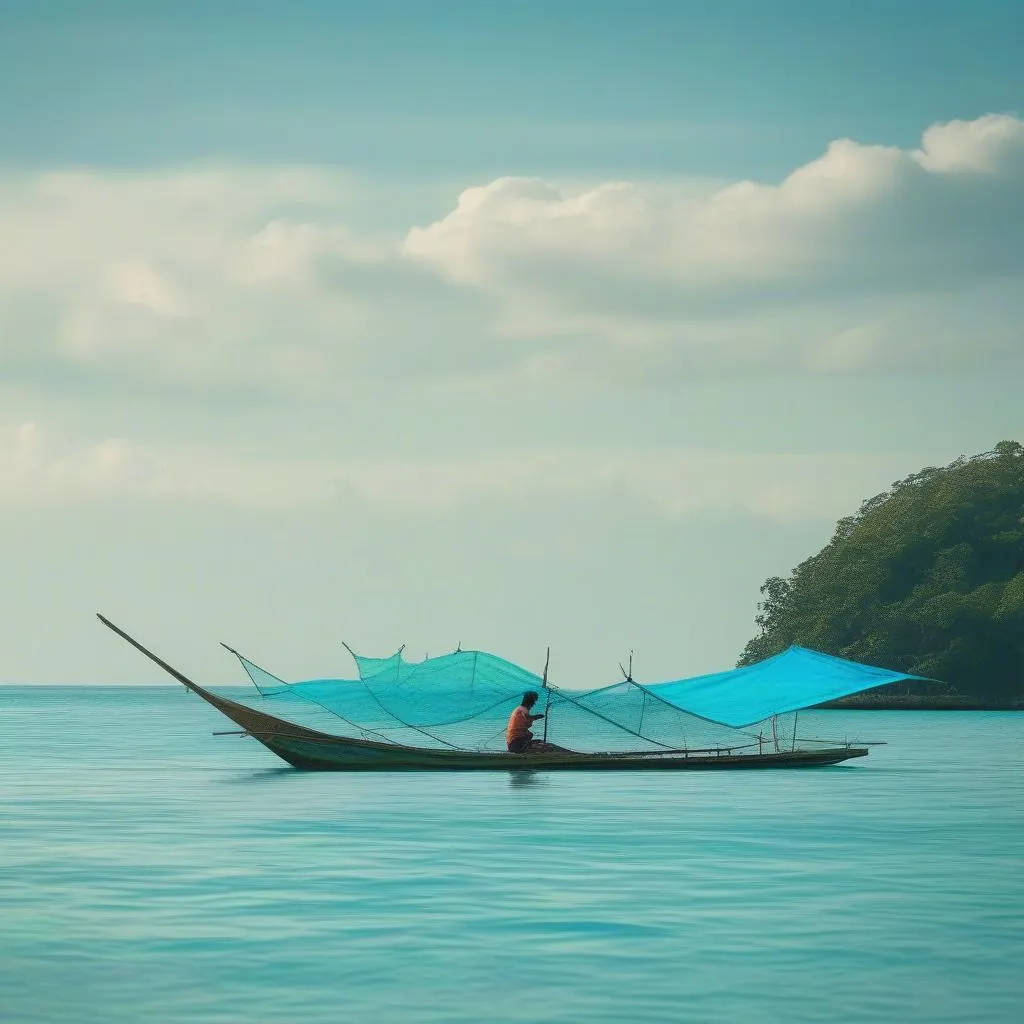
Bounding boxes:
[522,690,539,707]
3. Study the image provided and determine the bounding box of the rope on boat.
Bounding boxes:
[546,685,678,750]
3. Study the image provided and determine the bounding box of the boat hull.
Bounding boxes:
[262,732,868,771]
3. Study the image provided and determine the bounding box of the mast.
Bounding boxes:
[618,649,634,682]
[541,646,552,745]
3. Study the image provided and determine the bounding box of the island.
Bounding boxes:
[739,441,1024,709]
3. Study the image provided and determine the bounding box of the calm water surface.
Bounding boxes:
[1,687,1022,1023]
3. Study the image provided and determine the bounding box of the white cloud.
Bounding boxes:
[917,113,1024,173]
[105,260,189,319]
[407,114,1024,296]
[0,421,154,499]
[0,166,403,391]
[405,114,1024,374]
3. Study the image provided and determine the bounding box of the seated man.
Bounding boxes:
[506,690,545,753]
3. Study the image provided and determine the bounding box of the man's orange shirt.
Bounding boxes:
[506,706,532,745]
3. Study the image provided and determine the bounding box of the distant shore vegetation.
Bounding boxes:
[740,441,1024,706]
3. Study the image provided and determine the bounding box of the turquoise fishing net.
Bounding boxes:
[230,647,797,755]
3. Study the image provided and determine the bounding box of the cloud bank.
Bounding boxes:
[1,419,943,527]
[0,114,1021,397]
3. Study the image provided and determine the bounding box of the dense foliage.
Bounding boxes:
[740,441,1024,702]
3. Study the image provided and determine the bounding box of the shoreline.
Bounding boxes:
[819,697,1024,711]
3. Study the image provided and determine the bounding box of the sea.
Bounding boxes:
[1,687,1022,1024]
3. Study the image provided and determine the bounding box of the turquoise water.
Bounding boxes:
[1,688,1022,1023]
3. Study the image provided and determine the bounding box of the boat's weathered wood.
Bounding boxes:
[256,732,868,771]
[97,614,869,772]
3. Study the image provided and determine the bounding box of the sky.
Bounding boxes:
[0,0,1022,684]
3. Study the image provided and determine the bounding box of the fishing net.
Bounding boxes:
[229,646,801,755]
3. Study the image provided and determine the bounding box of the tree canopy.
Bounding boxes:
[739,441,1024,702]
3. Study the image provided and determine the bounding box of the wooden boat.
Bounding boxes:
[98,615,869,771]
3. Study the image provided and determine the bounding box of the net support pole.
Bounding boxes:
[541,646,551,745]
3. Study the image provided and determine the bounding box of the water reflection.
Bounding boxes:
[216,766,296,785]
[507,769,544,788]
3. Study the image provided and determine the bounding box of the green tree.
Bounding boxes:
[739,442,1024,702]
